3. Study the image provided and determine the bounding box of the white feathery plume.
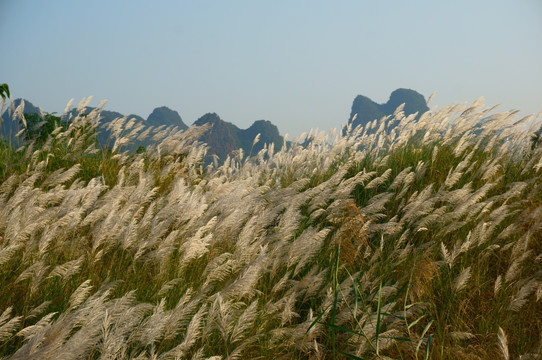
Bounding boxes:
[203,253,235,287]
[453,267,471,292]
[497,327,509,360]
[252,133,261,146]
[365,168,392,190]
[450,331,475,341]
[389,167,412,190]
[0,310,22,342]
[362,192,394,217]
[494,275,503,296]
[13,99,27,129]
[0,307,14,327]
[69,279,93,309]
[15,261,50,296]
[505,249,531,284]
[75,96,93,113]
[156,278,183,299]
[48,256,84,281]
[508,279,538,312]
[230,300,258,344]
[16,312,57,341]
[0,243,22,267]
[163,305,208,358]
[426,91,436,106]
[61,98,74,118]
[26,301,52,321]
[287,227,329,273]
[440,243,452,268]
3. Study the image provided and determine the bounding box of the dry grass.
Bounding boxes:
[0,97,541,359]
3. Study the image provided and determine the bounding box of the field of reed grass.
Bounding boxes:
[0,96,541,359]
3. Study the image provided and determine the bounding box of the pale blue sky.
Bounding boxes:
[1,0,541,136]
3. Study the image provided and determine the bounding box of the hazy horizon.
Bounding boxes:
[1,0,541,136]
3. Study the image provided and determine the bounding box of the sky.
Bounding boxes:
[1,0,541,137]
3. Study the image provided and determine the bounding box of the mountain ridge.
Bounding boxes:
[348,88,429,130]
[2,88,429,158]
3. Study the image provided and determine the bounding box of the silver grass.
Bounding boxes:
[416,205,447,229]
[509,279,538,312]
[441,243,453,268]
[288,227,330,276]
[0,307,13,328]
[301,268,328,302]
[221,251,266,300]
[138,298,169,346]
[160,305,207,359]
[75,96,93,113]
[203,253,234,286]
[443,167,465,190]
[26,301,52,322]
[48,256,84,281]
[12,99,27,129]
[46,164,82,187]
[207,295,237,345]
[498,327,509,360]
[230,300,257,344]
[180,232,213,266]
[69,279,93,309]
[16,311,57,341]
[482,162,502,183]
[98,309,128,360]
[396,172,415,199]
[286,266,319,298]
[0,308,21,344]
[453,267,471,292]
[16,261,50,295]
[162,290,200,342]
[0,313,22,343]
[279,292,300,326]
[156,278,183,299]
[389,167,412,190]
[505,250,532,284]
[0,243,22,267]
[362,192,394,217]
[0,97,540,357]
[364,168,392,190]
[450,331,475,341]
[270,270,292,295]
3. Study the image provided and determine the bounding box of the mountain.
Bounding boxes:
[242,120,283,155]
[194,113,240,160]
[147,106,188,129]
[194,113,283,160]
[348,88,429,130]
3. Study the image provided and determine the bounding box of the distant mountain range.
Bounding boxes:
[1,88,429,159]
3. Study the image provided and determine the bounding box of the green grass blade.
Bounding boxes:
[407,315,426,330]
[375,281,383,355]
[415,320,433,356]
[424,334,433,360]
